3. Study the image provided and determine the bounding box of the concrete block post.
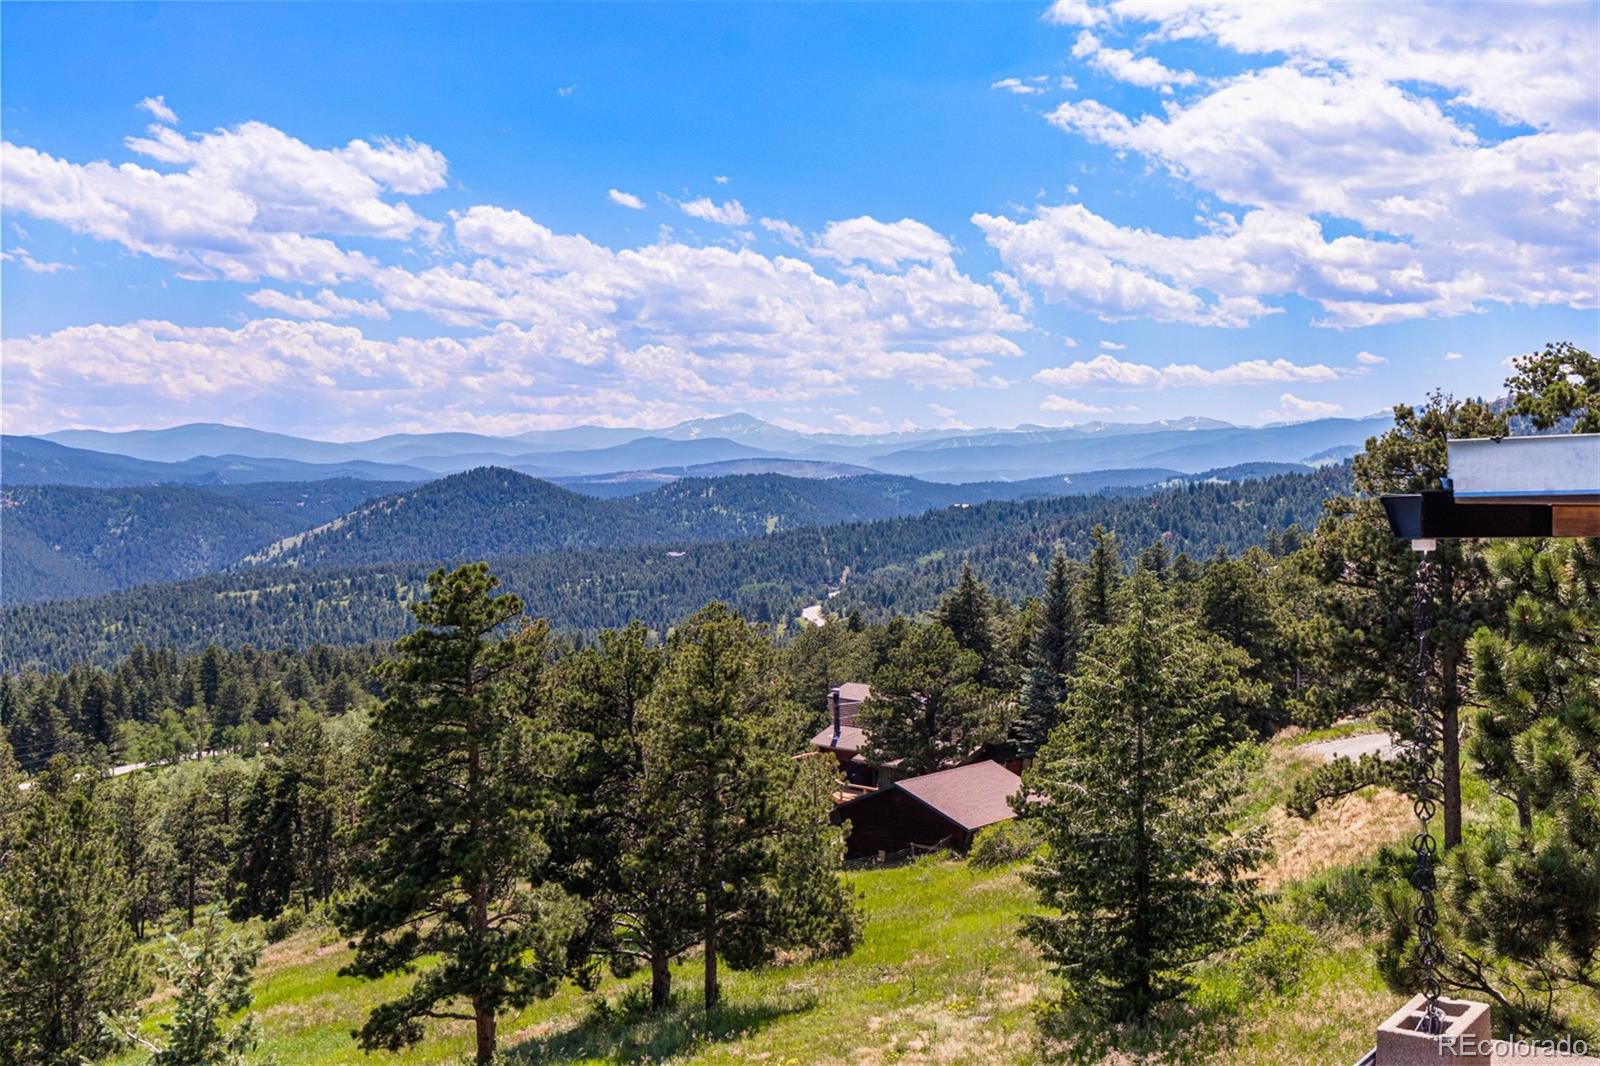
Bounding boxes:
[1375,995,1491,1065]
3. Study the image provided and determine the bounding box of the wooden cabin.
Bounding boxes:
[831,760,1022,859]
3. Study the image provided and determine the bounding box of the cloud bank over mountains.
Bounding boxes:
[2,0,1594,437]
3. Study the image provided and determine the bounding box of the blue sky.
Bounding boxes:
[3,1,1596,439]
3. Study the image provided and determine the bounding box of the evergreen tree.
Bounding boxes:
[106,906,267,1066]
[1505,341,1597,432]
[1136,539,1171,581]
[860,621,999,775]
[338,564,577,1064]
[163,769,232,928]
[231,711,339,919]
[1021,577,1265,1024]
[1309,391,1508,848]
[1012,551,1080,758]
[635,603,856,1014]
[282,660,316,704]
[545,623,680,1006]
[0,759,146,1064]
[779,621,873,735]
[1197,548,1286,737]
[1079,524,1122,628]
[215,677,250,732]
[322,675,364,718]
[937,564,1000,685]
[12,687,71,772]
[0,730,25,874]
[198,646,225,713]
[108,773,170,938]
[1384,536,1600,1036]
[251,683,286,727]
[78,674,114,752]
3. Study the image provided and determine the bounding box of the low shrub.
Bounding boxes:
[1236,922,1316,995]
[968,819,1043,869]
[264,905,307,943]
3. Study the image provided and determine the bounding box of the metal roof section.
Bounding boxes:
[1447,434,1600,504]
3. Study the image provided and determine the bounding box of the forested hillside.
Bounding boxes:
[0,480,411,604]
[2,463,1211,608]
[0,466,1347,669]
[248,466,1206,572]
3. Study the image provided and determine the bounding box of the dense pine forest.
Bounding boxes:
[1,465,1344,671]
[0,479,414,604]
[1,344,1596,1065]
[0,463,1289,609]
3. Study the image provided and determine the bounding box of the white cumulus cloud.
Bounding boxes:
[1041,394,1114,415]
[608,188,645,210]
[1072,31,1197,90]
[811,216,953,267]
[1035,354,1340,390]
[245,288,390,321]
[137,95,178,124]
[997,1,1599,328]
[678,197,749,226]
[1,121,446,284]
[1260,392,1343,421]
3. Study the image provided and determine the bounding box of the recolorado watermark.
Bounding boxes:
[1438,1034,1591,1058]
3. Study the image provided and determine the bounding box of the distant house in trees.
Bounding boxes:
[810,683,900,790]
[830,760,1022,859]
[961,740,1028,776]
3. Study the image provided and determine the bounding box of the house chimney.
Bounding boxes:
[831,687,842,744]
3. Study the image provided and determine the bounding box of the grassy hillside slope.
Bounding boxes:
[117,736,1492,1066]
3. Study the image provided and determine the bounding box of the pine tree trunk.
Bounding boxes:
[473,1001,496,1065]
[650,949,672,1009]
[703,773,720,1017]
[704,908,719,1015]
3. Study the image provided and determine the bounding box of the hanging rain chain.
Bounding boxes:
[1410,549,1444,1031]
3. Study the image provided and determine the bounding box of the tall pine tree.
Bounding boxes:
[0,758,146,1064]
[937,564,1000,686]
[636,603,857,1014]
[1022,577,1265,1024]
[1079,524,1122,629]
[1012,551,1081,758]
[545,622,678,1006]
[338,564,578,1064]
[860,621,998,775]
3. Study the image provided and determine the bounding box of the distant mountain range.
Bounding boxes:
[0,410,1367,610]
[2,436,433,487]
[15,411,1388,487]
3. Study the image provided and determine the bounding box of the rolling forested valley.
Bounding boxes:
[1,345,1597,1066]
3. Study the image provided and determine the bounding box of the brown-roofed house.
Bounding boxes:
[812,682,897,789]
[830,760,1022,859]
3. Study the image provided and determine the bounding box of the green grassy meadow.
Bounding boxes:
[116,735,1593,1065]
